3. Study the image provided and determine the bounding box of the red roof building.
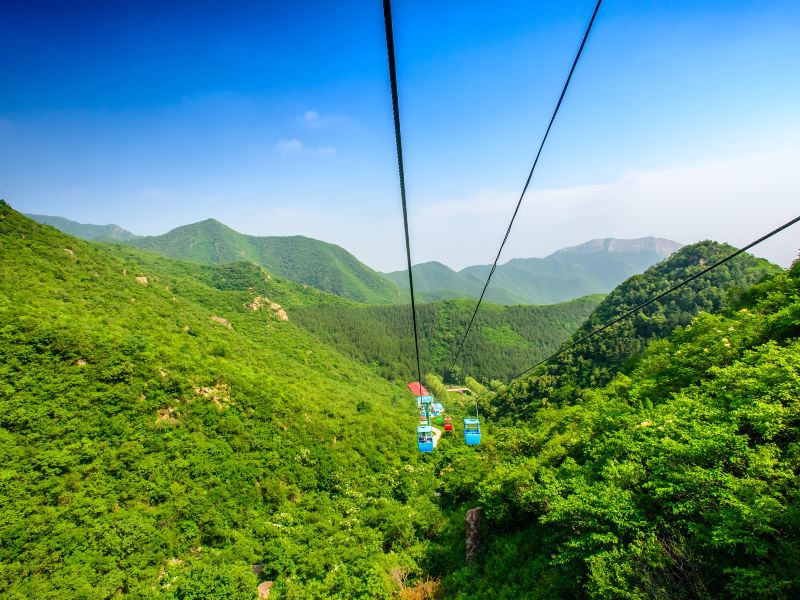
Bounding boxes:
[407,381,430,396]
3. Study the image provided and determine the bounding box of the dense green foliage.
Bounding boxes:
[496,241,780,417]
[121,218,406,304]
[431,260,800,598]
[293,296,603,383]
[27,213,141,241]
[8,200,798,599]
[0,203,442,598]
[386,238,681,305]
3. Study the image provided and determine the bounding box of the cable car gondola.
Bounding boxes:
[463,418,481,446]
[417,425,434,453]
[444,416,453,432]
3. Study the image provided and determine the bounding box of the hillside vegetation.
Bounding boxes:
[6,198,798,599]
[385,262,521,304]
[495,241,780,417]
[122,218,406,305]
[430,258,800,598]
[0,202,442,598]
[293,295,604,383]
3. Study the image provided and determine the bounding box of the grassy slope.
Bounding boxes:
[0,202,440,598]
[125,219,405,305]
[293,295,604,383]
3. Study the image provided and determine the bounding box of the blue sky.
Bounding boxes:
[1,0,799,270]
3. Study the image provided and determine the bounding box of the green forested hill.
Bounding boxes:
[293,295,603,383]
[386,237,682,305]
[494,241,780,417]
[121,218,404,304]
[0,202,440,598]
[26,213,141,242]
[431,259,800,598]
[384,262,521,304]
[8,198,797,600]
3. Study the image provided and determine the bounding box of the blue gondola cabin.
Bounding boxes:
[417,425,434,452]
[463,418,481,446]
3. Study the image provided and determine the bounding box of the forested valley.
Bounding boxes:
[293,296,603,383]
[2,200,799,598]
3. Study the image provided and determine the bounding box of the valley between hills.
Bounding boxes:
[4,200,799,598]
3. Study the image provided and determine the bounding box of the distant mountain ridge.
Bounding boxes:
[386,237,684,304]
[124,218,406,304]
[553,236,682,256]
[390,261,521,304]
[26,214,140,241]
[29,211,684,306]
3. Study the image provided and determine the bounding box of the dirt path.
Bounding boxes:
[432,427,442,448]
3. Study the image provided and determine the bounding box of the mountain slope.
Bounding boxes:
[385,262,521,304]
[463,237,682,304]
[432,261,800,598]
[0,201,441,598]
[124,218,405,304]
[387,237,683,305]
[494,240,781,417]
[293,295,604,382]
[26,213,141,241]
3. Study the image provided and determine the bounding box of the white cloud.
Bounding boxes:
[276,138,305,154]
[302,110,320,124]
[411,150,800,270]
[216,150,800,272]
[275,138,336,156]
[298,109,342,128]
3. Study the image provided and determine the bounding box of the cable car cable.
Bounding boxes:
[502,213,800,385]
[448,0,603,375]
[383,0,423,389]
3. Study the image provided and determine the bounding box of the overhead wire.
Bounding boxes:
[383,0,423,388]
[449,0,603,375]
[503,214,800,385]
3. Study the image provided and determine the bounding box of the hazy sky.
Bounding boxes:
[1,0,799,271]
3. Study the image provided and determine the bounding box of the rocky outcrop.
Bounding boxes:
[466,507,484,566]
[257,581,273,599]
[211,315,232,329]
[554,236,682,258]
[193,383,231,409]
[269,302,288,321]
[245,296,288,321]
